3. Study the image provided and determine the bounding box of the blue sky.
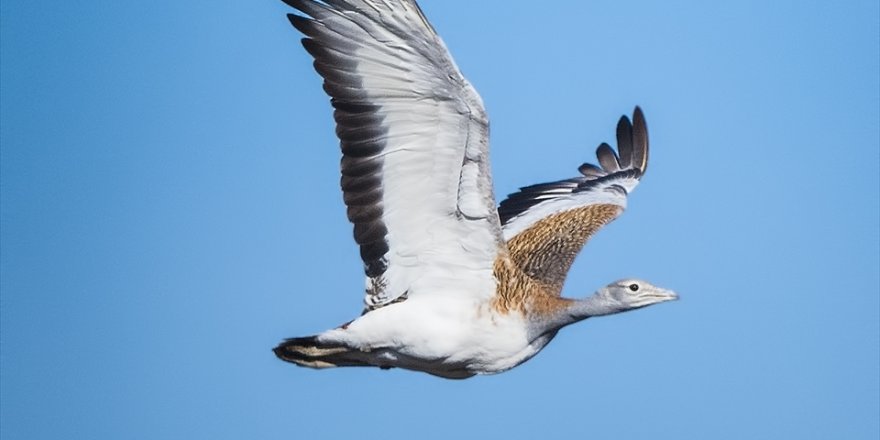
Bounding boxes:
[1,1,878,439]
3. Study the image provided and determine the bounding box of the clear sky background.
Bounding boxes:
[2,1,878,439]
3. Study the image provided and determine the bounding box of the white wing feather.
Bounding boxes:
[284,0,502,309]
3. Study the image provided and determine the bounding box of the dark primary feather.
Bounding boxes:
[616,116,634,169]
[497,107,648,225]
[284,1,393,279]
[630,107,649,173]
[596,143,621,173]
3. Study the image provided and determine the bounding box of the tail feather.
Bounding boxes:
[273,336,371,369]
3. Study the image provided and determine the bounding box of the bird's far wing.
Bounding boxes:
[497,108,649,294]
[283,0,502,309]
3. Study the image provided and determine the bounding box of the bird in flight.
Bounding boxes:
[274,0,678,379]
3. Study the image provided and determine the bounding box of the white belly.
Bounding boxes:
[319,295,550,378]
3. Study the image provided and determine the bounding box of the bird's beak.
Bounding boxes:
[648,288,679,303]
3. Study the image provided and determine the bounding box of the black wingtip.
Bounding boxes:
[595,142,620,173]
[286,13,310,33]
[616,113,634,169]
[577,162,605,178]
[594,107,649,176]
[280,0,316,16]
[631,106,648,174]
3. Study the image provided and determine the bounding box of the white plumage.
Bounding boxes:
[274,0,677,379]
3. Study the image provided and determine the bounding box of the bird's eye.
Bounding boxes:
[628,283,639,292]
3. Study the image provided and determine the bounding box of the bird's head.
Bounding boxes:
[553,278,678,328]
[595,279,678,313]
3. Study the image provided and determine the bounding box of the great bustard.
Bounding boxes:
[274,0,678,379]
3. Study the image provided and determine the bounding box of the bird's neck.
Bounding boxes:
[553,293,625,328]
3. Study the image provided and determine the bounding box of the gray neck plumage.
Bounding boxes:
[548,292,626,330]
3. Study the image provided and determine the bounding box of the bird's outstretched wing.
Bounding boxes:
[283,0,502,309]
[498,108,649,294]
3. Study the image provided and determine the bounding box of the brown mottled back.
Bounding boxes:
[492,255,571,317]
[505,203,623,295]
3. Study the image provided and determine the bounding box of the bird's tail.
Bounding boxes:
[273,336,370,369]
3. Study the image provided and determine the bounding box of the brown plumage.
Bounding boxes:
[505,204,623,295]
[491,255,570,316]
